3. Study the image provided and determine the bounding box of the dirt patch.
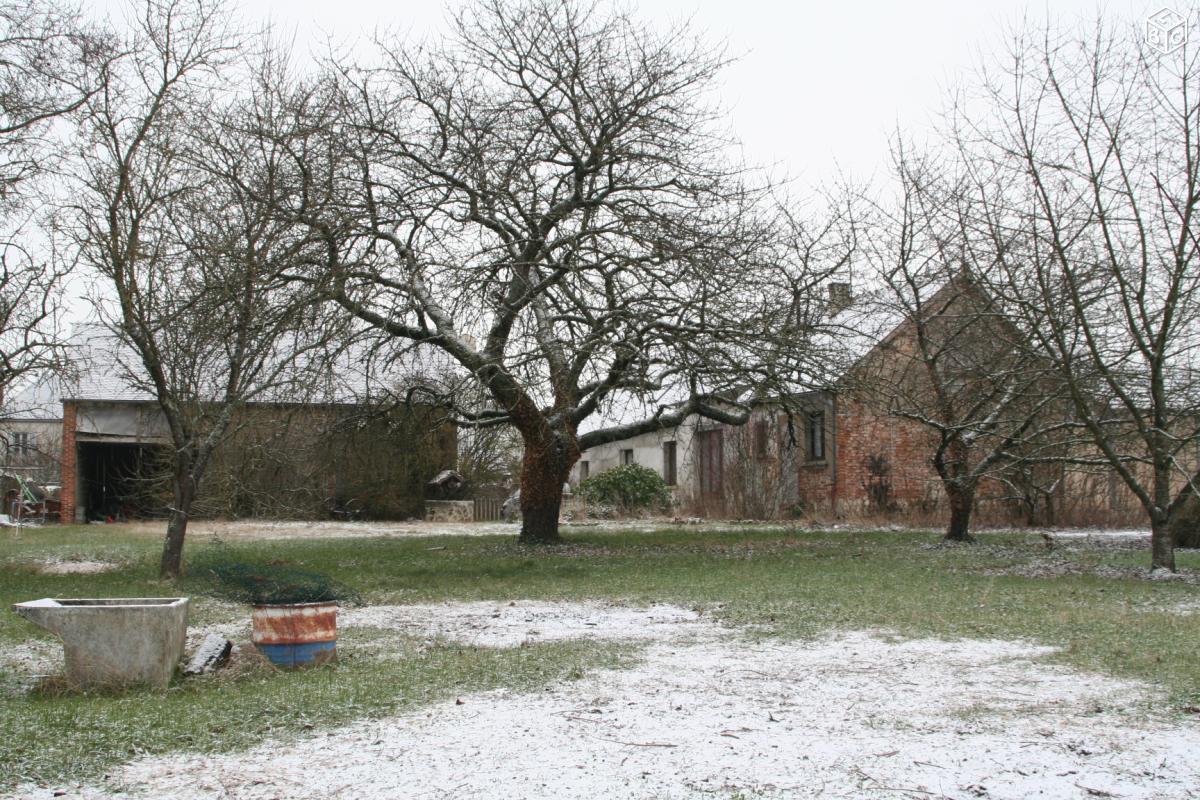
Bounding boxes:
[12,604,1200,800]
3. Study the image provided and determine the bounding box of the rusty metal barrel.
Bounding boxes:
[251,601,337,667]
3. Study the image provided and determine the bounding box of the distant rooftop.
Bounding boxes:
[3,323,457,419]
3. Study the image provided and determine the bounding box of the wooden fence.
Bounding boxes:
[472,496,503,522]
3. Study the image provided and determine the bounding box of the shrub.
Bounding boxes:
[577,464,671,512]
[1170,490,1200,548]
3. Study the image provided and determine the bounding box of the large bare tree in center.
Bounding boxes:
[263,0,837,542]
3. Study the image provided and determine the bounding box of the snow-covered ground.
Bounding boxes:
[10,600,1200,800]
[342,600,708,649]
[129,517,1160,543]
[33,559,120,574]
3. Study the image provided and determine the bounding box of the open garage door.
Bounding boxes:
[77,441,167,521]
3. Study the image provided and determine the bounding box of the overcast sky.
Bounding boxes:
[87,0,1184,188]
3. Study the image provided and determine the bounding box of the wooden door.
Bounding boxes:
[696,429,724,502]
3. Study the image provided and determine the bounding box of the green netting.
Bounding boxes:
[203,562,362,606]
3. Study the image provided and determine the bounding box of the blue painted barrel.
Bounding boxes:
[251,602,337,667]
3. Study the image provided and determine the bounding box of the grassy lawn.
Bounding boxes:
[1,523,1198,790]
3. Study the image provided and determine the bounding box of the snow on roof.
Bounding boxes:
[0,375,62,421]
[5,323,457,414]
[572,282,918,437]
[806,282,911,382]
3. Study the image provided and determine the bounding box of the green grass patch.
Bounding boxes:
[1,522,1198,790]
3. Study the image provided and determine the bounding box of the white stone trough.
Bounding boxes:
[12,597,189,690]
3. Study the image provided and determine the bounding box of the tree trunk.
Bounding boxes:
[1150,456,1176,572]
[944,485,976,543]
[160,471,196,578]
[517,425,579,544]
[1150,515,1176,572]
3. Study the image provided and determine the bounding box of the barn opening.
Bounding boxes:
[76,440,167,521]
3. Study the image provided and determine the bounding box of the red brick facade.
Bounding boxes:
[59,401,77,524]
[796,397,943,516]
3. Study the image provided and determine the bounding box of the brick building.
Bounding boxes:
[572,281,1053,520]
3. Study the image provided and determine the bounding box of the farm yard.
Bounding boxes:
[2,522,1199,799]
[3,0,1200,795]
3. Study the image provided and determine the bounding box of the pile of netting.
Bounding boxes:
[203,561,361,606]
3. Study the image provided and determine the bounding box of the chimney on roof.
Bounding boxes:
[827,281,852,316]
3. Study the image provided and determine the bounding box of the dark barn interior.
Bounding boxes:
[77,441,166,521]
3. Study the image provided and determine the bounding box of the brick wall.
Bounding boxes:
[59,401,77,524]
[837,398,940,512]
[797,397,942,516]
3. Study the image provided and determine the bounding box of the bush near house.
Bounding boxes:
[577,464,671,512]
[1169,491,1200,548]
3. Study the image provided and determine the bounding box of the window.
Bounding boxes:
[805,411,825,461]
[9,432,32,454]
[579,460,589,481]
[662,441,677,486]
[754,420,769,459]
[620,449,634,466]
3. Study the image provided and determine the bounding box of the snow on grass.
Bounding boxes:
[340,600,708,649]
[178,518,524,540]
[0,638,61,679]
[13,601,1200,800]
[148,517,1167,544]
[34,559,120,575]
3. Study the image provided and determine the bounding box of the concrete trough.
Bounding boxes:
[12,597,189,690]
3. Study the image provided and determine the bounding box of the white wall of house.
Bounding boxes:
[572,417,702,503]
[572,404,806,517]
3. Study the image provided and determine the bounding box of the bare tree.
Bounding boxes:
[958,19,1200,570]
[71,2,332,577]
[260,0,840,542]
[0,0,114,403]
[851,141,1067,541]
[1,0,112,201]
